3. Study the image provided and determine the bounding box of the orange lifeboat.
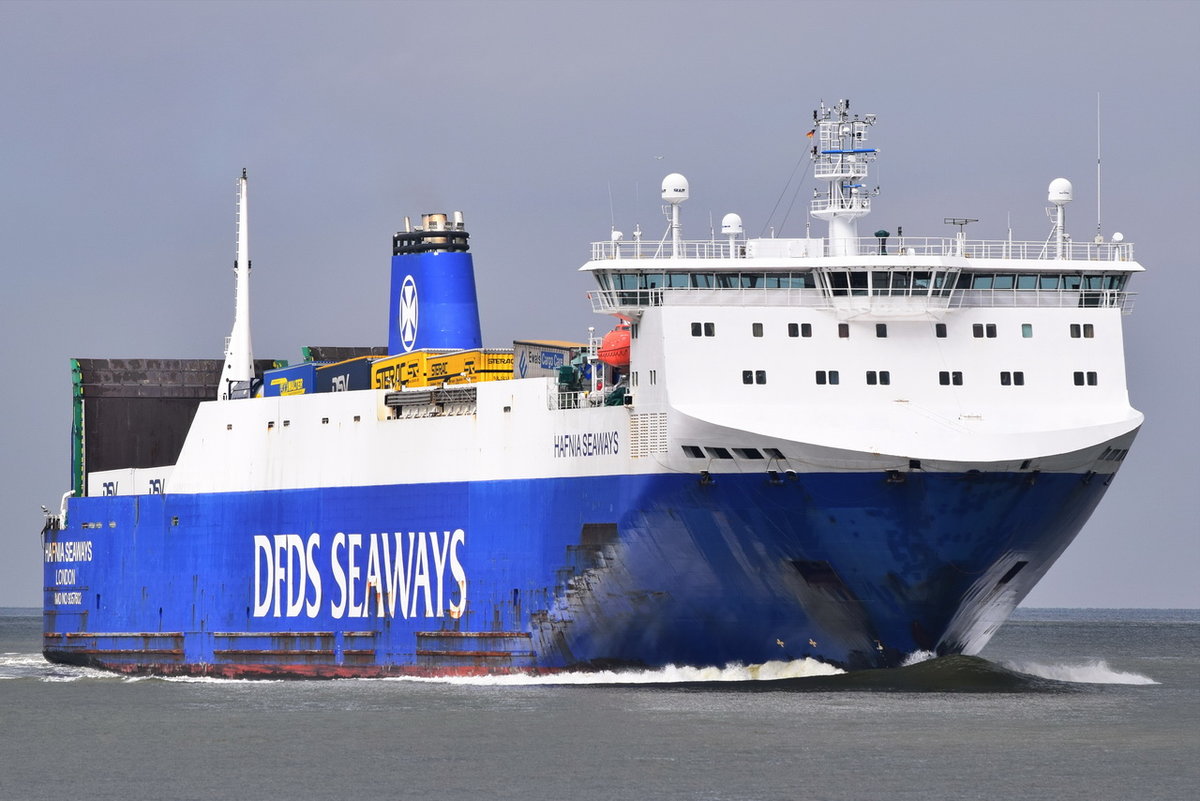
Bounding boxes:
[597,324,631,367]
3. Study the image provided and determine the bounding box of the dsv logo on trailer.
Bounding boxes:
[252,529,466,620]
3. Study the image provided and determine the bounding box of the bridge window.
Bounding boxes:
[691,273,715,288]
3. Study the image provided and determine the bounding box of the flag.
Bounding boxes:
[806,129,815,138]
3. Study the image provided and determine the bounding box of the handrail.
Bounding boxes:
[587,287,1136,314]
[590,237,1135,262]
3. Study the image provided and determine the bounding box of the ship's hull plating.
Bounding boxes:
[43,469,1116,676]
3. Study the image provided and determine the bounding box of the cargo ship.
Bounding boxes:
[41,101,1143,676]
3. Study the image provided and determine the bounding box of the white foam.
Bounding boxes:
[900,650,937,667]
[390,657,844,686]
[1005,659,1159,685]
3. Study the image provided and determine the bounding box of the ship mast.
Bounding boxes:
[809,99,878,256]
[219,169,254,400]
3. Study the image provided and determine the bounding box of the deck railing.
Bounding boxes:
[587,287,1136,314]
[589,237,1135,262]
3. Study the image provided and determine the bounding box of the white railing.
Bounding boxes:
[590,237,1135,262]
[587,287,1136,314]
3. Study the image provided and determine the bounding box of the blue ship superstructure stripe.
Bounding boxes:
[43,469,1115,674]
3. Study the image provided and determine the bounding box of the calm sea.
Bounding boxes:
[1,607,1195,801]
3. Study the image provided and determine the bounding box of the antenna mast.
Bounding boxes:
[219,169,254,400]
[1095,92,1103,243]
[809,99,878,256]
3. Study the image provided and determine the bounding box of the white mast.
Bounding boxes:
[809,99,878,256]
[219,169,254,400]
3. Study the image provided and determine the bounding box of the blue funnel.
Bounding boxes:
[388,213,482,354]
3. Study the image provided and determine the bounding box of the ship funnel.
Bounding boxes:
[389,211,482,354]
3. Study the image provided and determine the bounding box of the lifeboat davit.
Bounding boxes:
[597,324,631,367]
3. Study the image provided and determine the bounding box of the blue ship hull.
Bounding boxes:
[42,470,1114,676]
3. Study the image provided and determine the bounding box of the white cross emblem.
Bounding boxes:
[399,275,418,352]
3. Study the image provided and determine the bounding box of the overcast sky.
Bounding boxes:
[1,0,1196,608]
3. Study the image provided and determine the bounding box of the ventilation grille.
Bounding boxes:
[630,413,667,457]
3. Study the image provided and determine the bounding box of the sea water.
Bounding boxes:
[1,607,1196,801]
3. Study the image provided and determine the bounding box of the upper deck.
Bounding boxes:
[581,235,1140,316]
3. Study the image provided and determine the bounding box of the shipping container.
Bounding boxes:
[426,348,514,385]
[512,340,582,380]
[372,351,432,390]
[316,356,373,393]
[263,363,321,396]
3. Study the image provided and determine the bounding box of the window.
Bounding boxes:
[1070,324,1081,338]
[705,447,733,459]
[1087,371,1098,386]
[733,448,764,459]
[764,447,785,459]
[691,322,702,337]
[786,322,812,338]
[752,322,763,337]
[1073,371,1084,386]
[935,323,947,338]
[1021,323,1033,338]
[703,322,715,337]
[938,371,964,386]
[1073,371,1098,386]
[755,370,767,385]
[630,323,639,339]
[742,370,753,385]
[866,370,891,386]
[649,370,657,385]
[1084,324,1094,338]
[838,323,850,339]
[1000,371,1024,386]
[876,324,888,338]
[682,445,704,458]
[816,370,840,385]
[972,323,998,338]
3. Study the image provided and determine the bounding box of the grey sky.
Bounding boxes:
[2,0,1196,608]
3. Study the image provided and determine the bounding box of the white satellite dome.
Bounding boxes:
[721,213,743,235]
[661,173,689,203]
[1048,178,1073,205]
